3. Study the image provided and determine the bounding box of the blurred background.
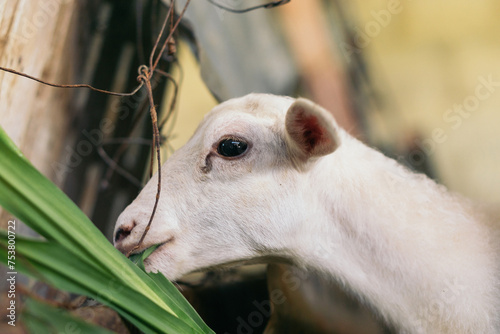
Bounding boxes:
[1,0,499,333]
[167,0,500,204]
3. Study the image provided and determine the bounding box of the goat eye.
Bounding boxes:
[217,138,248,157]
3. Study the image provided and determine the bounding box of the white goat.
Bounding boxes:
[114,94,500,333]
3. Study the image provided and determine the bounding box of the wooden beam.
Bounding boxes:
[0,0,81,229]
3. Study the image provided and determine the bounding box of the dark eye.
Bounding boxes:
[217,138,248,157]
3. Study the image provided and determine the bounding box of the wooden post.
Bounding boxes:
[0,0,80,229]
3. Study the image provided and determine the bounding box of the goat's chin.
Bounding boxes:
[142,248,188,280]
[144,257,181,281]
[141,246,225,280]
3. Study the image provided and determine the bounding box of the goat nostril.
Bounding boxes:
[114,228,129,243]
[114,221,136,243]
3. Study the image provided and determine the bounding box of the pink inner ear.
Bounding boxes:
[295,111,329,154]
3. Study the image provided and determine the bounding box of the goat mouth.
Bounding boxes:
[128,236,175,259]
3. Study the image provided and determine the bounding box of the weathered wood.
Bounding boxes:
[0,0,80,229]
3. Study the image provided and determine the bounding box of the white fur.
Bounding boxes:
[114,94,500,333]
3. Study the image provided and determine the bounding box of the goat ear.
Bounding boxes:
[285,98,340,162]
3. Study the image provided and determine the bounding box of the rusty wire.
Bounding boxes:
[0,0,188,258]
[0,66,145,97]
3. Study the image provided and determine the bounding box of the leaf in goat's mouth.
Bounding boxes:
[130,243,162,266]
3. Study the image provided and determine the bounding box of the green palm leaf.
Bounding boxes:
[0,126,214,334]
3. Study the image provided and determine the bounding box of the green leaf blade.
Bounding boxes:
[0,126,214,334]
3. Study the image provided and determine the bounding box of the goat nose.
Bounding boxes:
[114,221,136,243]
